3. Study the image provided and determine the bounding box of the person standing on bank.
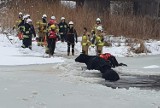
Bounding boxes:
[21,19,36,50]
[66,21,78,56]
[47,25,58,57]
[81,27,91,55]
[58,17,68,42]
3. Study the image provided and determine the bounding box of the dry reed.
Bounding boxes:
[0,0,160,39]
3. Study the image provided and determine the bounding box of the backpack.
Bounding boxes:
[100,53,112,61]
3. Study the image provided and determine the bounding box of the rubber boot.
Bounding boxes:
[67,52,70,56]
[72,52,74,56]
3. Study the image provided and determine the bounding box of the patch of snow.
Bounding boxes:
[1,33,160,66]
[61,1,76,8]
[0,34,64,66]
[144,65,160,69]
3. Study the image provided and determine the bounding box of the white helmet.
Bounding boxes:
[61,17,65,20]
[51,16,56,20]
[69,21,74,25]
[26,19,32,23]
[97,26,103,31]
[19,12,23,15]
[96,18,101,22]
[23,15,28,20]
[42,14,47,18]
[26,14,30,18]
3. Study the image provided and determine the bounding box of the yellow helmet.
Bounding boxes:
[50,25,56,29]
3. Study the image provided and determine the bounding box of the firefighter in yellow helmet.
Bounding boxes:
[81,27,91,55]
[47,24,58,57]
[36,14,48,46]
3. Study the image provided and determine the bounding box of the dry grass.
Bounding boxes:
[128,38,151,54]
[0,0,97,34]
[0,0,160,39]
[134,40,149,54]
[107,15,160,39]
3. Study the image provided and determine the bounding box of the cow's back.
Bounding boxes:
[86,56,111,70]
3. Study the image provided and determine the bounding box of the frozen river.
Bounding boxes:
[0,55,160,90]
[117,54,160,74]
[105,55,160,90]
[0,55,160,108]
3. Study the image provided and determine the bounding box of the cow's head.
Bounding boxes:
[75,54,89,63]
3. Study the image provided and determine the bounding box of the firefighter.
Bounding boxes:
[44,16,59,54]
[13,12,23,30]
[81,27,91,55]
[48,16,57,27]
[58,17,68,42]
[47,25,58,57]
[91,18,103,46]
[92,18,103,35]
[94,26,104,55]
[21,19,36,50]
[36,14,48,46]
[13,12,24,40]
[66,21,78,56]
[47,16,59,35]
[17,15,28,40]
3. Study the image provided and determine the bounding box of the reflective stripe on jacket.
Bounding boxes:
[95,35,104,46]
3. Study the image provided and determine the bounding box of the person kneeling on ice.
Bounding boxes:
[99,53,127,68]
[47,25,58,57]
[75,54,120,81]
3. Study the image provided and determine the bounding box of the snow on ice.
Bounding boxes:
[0,33,160,108]
[144,65,160,69]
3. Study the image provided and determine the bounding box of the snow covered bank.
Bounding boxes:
[0,34,160,66]
[0,34,64,66]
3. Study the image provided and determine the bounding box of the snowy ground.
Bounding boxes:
[0,33,160,108]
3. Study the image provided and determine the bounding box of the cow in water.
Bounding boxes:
[75,54,121,81]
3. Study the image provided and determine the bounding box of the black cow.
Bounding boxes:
[75,54,120,81]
